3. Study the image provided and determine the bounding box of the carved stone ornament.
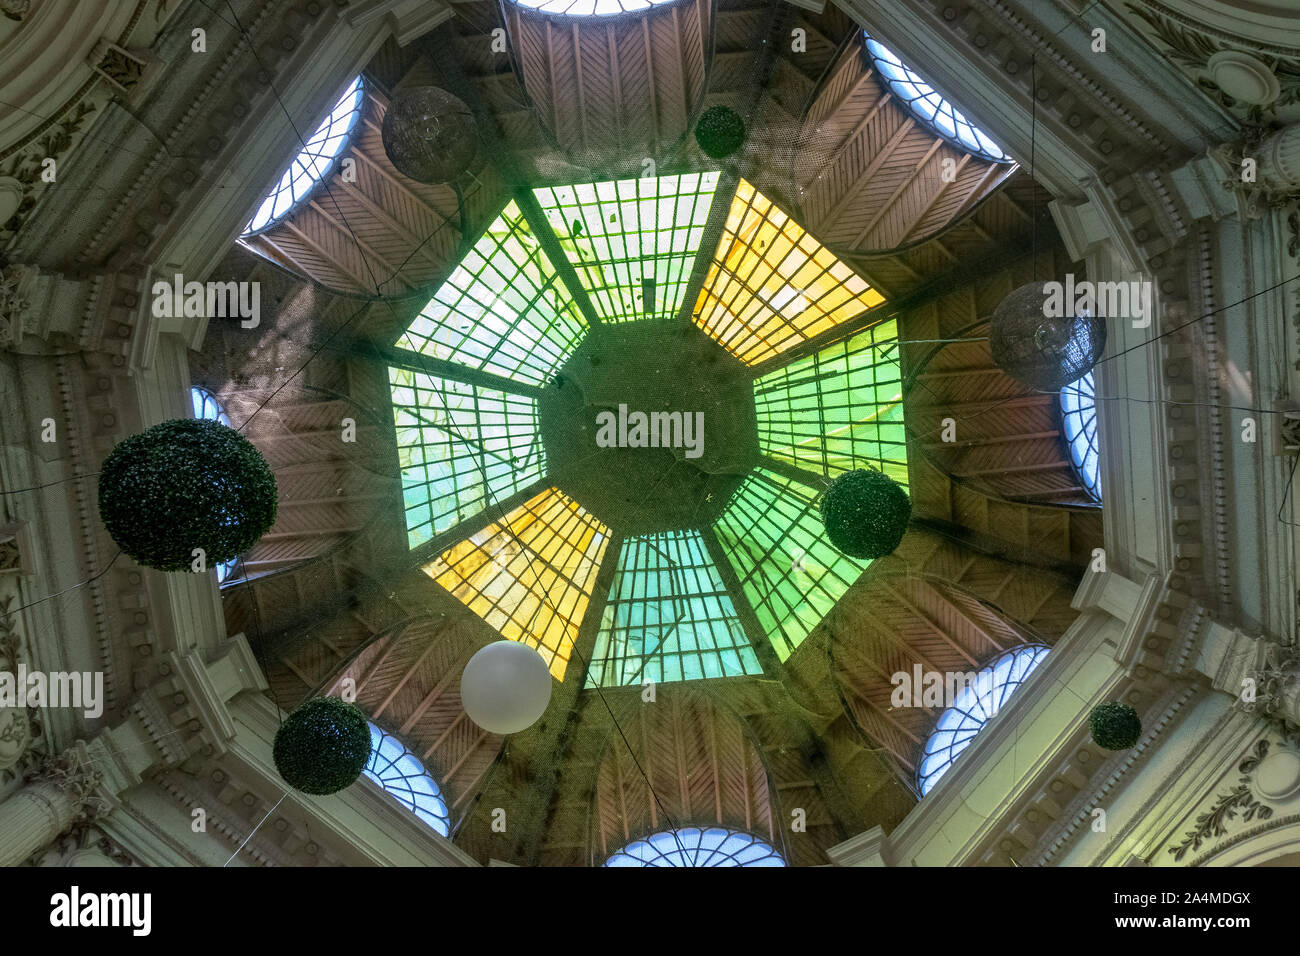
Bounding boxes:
[1168,739,1274,861]
[0,0,30,22]
[25,747,105,817]
[0,264,37,350]
[1239,642,1300,718]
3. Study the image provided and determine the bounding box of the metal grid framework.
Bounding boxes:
[389,366,544,550]
[753,319,907,484]
[586,530,762,688]
[399,200,587,386]
[421,488,610,680]
[1060,370,1101,502]
[604,827,786,866]
[242,75,366,235]
[363,722,452,836]
[533,173,721,323]
[863,36,1011,163]
[713,468,869,661]
[918,644,1050,795]
[692,179,885,365]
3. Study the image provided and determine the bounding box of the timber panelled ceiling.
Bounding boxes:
[200,0,1107,865]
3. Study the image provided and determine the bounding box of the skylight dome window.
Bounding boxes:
[242,76,365,235]
[604,827,785,866]
[513,0,678,16]
[864,36,1011,163]
[363,722,451,836]
[918,644,1050,795]
[1061,371,1101,501]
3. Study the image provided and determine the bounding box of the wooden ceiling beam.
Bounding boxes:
[912,578,1010,654]
[877,579,979,667]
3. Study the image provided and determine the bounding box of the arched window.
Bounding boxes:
[864,36,1011,163]
[363,722,451,836]
[242,76,365,236]
[512,0,679,15]
[604,827,785,866]
[190,386,240,583]
[1060,371,1101,501]
[918,644,1050,795]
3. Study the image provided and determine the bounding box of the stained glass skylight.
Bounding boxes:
[864,36,1011,163]
[918,644,1050,795]
[693,180,885,366]
[534,174,720,323]
[754,319,907,483]
[604,827,785,866]
[421,488,610,680]
[400,200,587,387]
[513,0,679,15]
[586,530,762,687]
[1061,371,1100,501]
[390,367,544,549]
[364,722,452,836]
[242,75,365,235]
[713,468,869,660]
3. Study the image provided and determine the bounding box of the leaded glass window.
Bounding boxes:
[864,36,1011,163]
[190,386,239,584]
[604,827,785,866]
[243,76,365,235]
[918,644,1050,795]
[390,367,544,549]
[754,319,906,483]
[513,0,680,15]
[533,174,720,323]
[693,179,885,365]
[587,530,762,687]
[363,722,451,836]
[713,468,868,660]
[1060,371,1100,501]
[422,488,610,680]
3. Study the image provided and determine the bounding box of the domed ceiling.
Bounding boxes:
[202,0,1102,866]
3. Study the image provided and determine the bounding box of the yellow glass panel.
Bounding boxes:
[422,488,610,680]
[693,179,885,366]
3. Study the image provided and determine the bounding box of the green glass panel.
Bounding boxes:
[533,173,720,323]
[713,468,868,660]
[390,366,544,549]
[587,530,762,687]
[397,201,586,386]
[753,319,908,487]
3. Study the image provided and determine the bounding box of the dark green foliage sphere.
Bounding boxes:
[97,418,277,572]
[819,468,911,559]
[694,105,746,159]
[273,697,373,796]
[1089,701,1142,751]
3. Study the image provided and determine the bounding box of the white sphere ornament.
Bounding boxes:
[460,640,552,734]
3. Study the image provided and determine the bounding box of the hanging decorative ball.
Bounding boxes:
[381,86,478,184]
[97,418,277,572]
[1088,701,1142,751]
[988,281,1107,390]
[460,640,552,735]
[273,697,373,795]
[694,105,747,160]
[819,467,912,559]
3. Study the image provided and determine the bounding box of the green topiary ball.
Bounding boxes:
[1089,701,1142,750]
[694,105,746,159]
[97,417,277,572]
[819,468,911,559]
[273,697,373,795]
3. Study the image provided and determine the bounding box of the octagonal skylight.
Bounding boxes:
[385,174,904,683]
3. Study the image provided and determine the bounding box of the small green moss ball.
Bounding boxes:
[694,105,746,159]
[272,697,373,796]
[819,468,911,559]
[1089,701,1142,751]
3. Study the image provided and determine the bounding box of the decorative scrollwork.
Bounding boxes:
[1168,740,1275,861]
